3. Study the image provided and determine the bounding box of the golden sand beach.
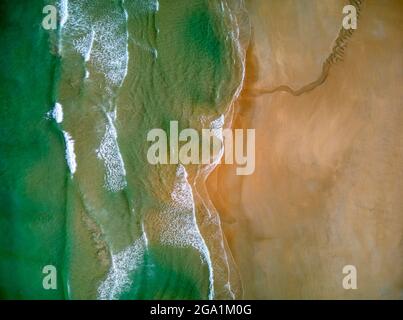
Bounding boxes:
[207,0,403,299]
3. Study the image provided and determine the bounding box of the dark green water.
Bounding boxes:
[0,0,248,299]
[0,0,66,299]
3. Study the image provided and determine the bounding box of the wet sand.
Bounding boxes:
[207,0,403,299]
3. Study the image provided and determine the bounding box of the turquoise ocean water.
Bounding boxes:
[0,0,249,299]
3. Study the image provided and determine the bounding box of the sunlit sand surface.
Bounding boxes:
[208,0,403,299]
[0,0,401,300]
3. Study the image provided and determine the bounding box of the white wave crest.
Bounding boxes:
[51,102,63,124]
[62,130,77,175]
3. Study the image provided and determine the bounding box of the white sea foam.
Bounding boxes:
[59,0,129,189]
[158,165,214,299]
[97,235,146,300]
[84,29,95,62]
[61,0,129,86]
[122,0,129,82]
[51,102,63,123]
[59,0,69,28]
[56,0,69,55]
[62,130,77,175]
[96,112,127,192]
[93,18,129,86]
